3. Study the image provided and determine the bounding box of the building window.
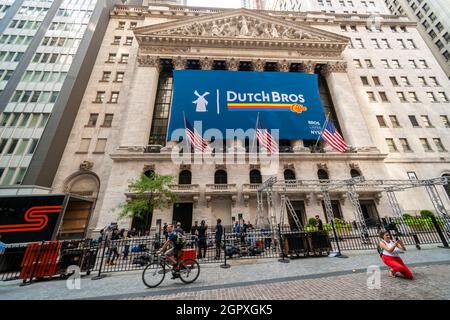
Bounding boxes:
[107,53,116,63]
[78,138,91,153]
[399,138,412,152]
[361,76,369,86]
[7,139,18,154]
[118,21,125,29]
[130,22,137,29]
[94,91,105,103]
[365,59,374,68]
[353,59,362,68]
[418,77,428,86]
[102,114,114,127]
[94,138,107,153]
[284,169,296,181]
[367,91,377,102]
[433,138,446,152]
[397,92,407,102]
[115,72,124,82]
[421,115,433,128]
[419,60,429,68]
[427,92,438,102]
[408,92,419,103]
[371,39,380,49]
[109,92,119,103]
[385,138,398,152]
[120,54,129,63]
[392,60,401,69]
[376,115,387,127]
[372,77,381,86]
[400,76,410,86]
[390,77,399,86]
[350,169,361,178]
[420,138,433,152]
[429,77,440,86]
[389,115,400,127]
[438,92,449,102]
[87,113,98,127]
[317,169,329,181]
[125,37,133,45]
[397,39,406,49]
[407,39,416,49]
[355,38,364,48]
[249,169,262,184]
[112,36,121,45]
[149,70,173,146]
[379,92,389,102]
[101,71,111,82]
[409,115,420,127]
[409,60,418,69]
[381,59,390,69]
[214,170,227,184]
[178,170,192,185]
[440,115,450,128]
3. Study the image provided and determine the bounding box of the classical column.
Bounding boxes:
[321,62,373,148]
[278,59,290,72]
[199,57,213,70]
[172,56,187,70]
[226,58,240,71]
[252,59,265,72]
[119,55,161,148]
[300,61,316,74]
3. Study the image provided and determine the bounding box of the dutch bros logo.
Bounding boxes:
[226,90,308,113]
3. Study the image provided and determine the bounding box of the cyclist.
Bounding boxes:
[157,224,186,278]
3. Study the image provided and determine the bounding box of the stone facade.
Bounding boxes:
[51,3,450,235]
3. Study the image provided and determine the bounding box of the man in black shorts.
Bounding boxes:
[158,224,185,278]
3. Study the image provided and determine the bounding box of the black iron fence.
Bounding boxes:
[1,216,449,283]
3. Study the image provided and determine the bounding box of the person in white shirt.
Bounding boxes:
[379,231,413,280]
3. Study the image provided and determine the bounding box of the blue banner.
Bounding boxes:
[168,70,326,140]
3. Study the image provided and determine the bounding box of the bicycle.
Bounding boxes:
[142,252,200,288]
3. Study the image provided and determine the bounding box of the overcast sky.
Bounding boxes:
[187,0,242,8]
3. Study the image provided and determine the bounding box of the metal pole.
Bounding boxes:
[220,226,230,269]
[277,224,290,263]
[323,189,347,258]
[91,237,107,280]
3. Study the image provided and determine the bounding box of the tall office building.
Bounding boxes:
[265,0,390,14]
[0,0,127,194]
[384,0,450,79]
[242,0,266,10]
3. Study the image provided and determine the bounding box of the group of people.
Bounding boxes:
[97,226,138,266]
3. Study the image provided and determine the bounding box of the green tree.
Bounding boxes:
[117,172,177,221]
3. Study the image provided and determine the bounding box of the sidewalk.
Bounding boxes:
[0,245,449,300]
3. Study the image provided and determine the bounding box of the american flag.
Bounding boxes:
[322,120,349,153]
[184,116,208,153]
[256,118,279,154]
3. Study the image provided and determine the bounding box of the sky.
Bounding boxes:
[187,0,242,9]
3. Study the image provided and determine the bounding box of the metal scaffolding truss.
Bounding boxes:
[256,176,450,238]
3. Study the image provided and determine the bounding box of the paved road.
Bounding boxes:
[129,264,450,300]
[1,245,449,300]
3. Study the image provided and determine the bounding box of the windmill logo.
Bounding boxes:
[193,90,210,112]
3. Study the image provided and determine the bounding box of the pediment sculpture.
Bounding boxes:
[153,15,327,41]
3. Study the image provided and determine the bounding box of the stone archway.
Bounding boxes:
[64,171,100,200]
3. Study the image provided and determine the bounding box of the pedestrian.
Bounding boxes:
[191,221,199,248]
[379,231,413,280]
[163,223,168,241]
[197,220,208,260]
[315,215,324,231]
[233,221,241,235]
[175,222,185,235]
[106,228,120,265]
[119,228,130,259]
[0,234,6,255]
[214,218,223,259]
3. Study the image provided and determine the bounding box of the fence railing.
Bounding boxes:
[1,216,449,283]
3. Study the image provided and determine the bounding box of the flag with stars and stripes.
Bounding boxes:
[322,120,349,153]
[256,118,279,154]
[184,115,208,153]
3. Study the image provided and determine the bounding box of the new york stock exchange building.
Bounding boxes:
[51,2,450,236]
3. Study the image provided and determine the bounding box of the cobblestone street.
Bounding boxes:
[130,264,450,300]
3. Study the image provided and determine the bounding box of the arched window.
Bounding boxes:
[284,169,296,181]
[144,169,155,178]
[317,169,329,181]
[249,169,262,184]
[350,169,361,178]
[214,170,227,184]
[178,170,192,185]
[443,174,450,200]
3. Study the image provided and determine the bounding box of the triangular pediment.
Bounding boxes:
[134,8,349,45]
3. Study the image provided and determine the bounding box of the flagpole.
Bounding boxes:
[251,112,260,153]
[314,112,330,152]
[183,111,189,152]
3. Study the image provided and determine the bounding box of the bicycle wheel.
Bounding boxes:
[142,262,165,288]
[178,258,200,284]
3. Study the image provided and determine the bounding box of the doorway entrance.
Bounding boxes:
[321,200,343,223]
[360,200,380,227]
[288,201,307,229]
[172,202,193,231]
